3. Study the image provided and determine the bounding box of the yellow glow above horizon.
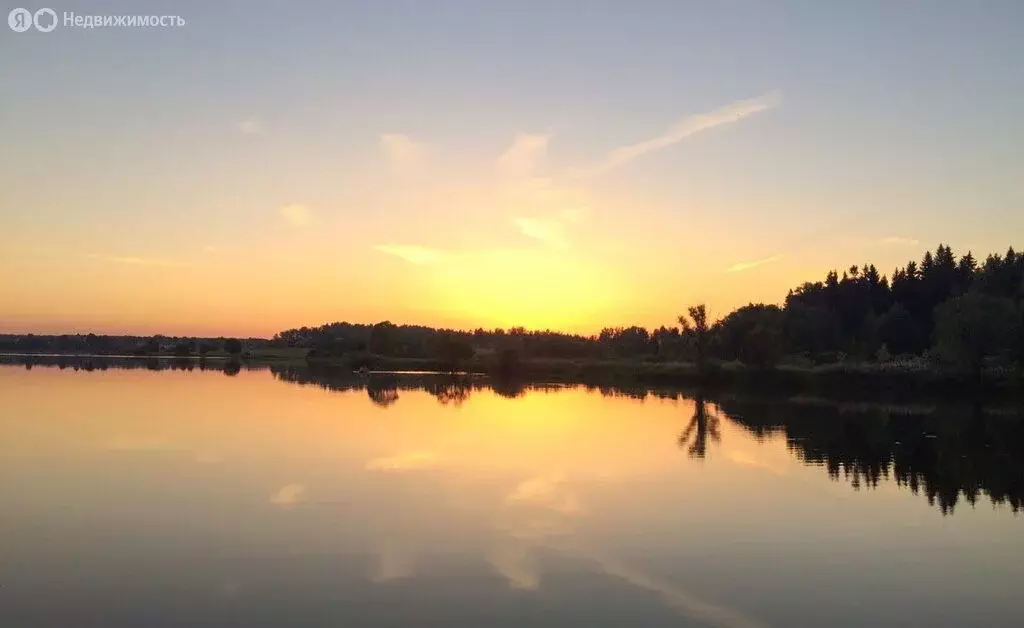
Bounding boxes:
[1,86,998,338]
[425,249,619,332]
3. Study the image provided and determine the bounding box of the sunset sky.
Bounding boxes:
[2,1,1022,337]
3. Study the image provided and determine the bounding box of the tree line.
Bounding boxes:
[278,243,1024,376]
[4,243,1020,377]
[0,334,252,357]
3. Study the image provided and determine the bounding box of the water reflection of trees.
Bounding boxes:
[424,377,472,406]
[270,364,535,407]
[0,354,253,376]
[716,396,1024,514]
[367,374,400,408]
[678,397,722,459]
[10,356,1021,515]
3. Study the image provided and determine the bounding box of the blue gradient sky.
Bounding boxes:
[2,1,1022,335]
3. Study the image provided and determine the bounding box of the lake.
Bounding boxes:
[1,358,1022,628]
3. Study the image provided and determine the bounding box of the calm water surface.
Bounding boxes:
[1,360,1022,627]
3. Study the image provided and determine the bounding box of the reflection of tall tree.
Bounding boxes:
[367,374,400,408]
[679,396,721,459]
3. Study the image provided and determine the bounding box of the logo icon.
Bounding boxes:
[8,7,58,32]
[33,8,57,32]
[8,7,31,32]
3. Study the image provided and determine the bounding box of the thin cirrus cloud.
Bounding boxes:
[269,484,307,507]
[379,133,426,175]
[497,133,549,179]
[879,236,920,246]
[514,217,569,249]
[373,244,446,265]
[578,90,782,177]
[487,542,540,590]
[726,450,788,476]
[514,207,585,249]
[279,203,312,226]
[587,552,768,628]
[505,473,583,516]
[234,116,263,135]
[85,253,183,267]
[365,450,441,471]
[726,254,783,273]
[369,543,417,583]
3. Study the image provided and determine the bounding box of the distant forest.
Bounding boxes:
[3,244,1023,375]
[277,243,1024,374]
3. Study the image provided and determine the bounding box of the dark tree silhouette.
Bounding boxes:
[368,321,396,355]
[223,338,243,355]
[6,242,1021,377]
[678,305,710,374]
[933,292,1019,378]
[716,304,785,368]
[434,334,474,372]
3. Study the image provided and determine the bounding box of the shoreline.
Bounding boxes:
[4,351,1021,398]
[304,353,1023,394]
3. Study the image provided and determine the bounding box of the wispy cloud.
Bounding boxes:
[370,542,417,583]
[380,133,426,175]
[579,90,782,177]
[588,552,768,628]
[279,203,312,226]
[487,542,540,590]
[505,474,583,516]
[726,450,788,476]
[514,207,585,249]
[85,254,182,267]
[514,217,569,249]
[373,244,445,265]
[104,435,173,451]
[234,116,263,135]
[365,451,440,471]
[878,236,920,246]
[269,484,307,507]
[727,254,783,273]
[497,133,548,179]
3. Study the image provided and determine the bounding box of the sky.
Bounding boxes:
[2,0,1022,337]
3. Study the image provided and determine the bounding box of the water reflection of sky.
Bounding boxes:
[0,364,1021,628]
